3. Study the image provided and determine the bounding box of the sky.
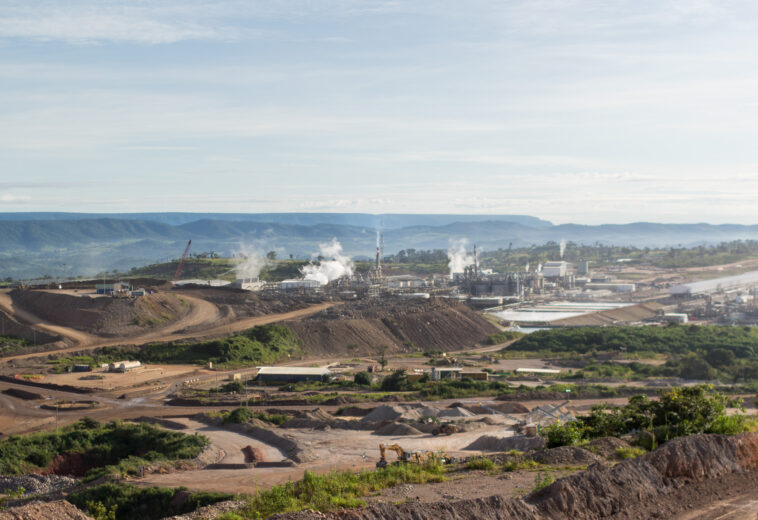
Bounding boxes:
[1,0,758,224]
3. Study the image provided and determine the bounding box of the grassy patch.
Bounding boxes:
[0,335,33,355]
[532,472,555,491]
[465,457,495,470]
[616,446,646,459]
[236,462,445,518]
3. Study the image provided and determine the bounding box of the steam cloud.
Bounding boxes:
[235,245,269,280]
[447,240,475,279]
[559,239,566,259]
[302,238,354,285]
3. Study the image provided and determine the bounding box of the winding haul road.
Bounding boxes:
[0,288,338,361]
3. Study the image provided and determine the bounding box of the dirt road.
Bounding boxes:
[0,291,338,361]
[0,290,98,346]
[674,491,758,519]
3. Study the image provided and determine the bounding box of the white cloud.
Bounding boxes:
[0,193,32,203]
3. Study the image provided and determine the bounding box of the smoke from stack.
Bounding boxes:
[302,238,354,285]
[560,239,566,259]
[447,239,475,279]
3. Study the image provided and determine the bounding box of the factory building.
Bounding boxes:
[96,282,131,295]
[431,367,462,381]
[280,279,321,291]
[542,261,567,278]
[386,275,426,289]
[255,366,331,383]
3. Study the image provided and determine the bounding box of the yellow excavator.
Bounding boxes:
[376,444,424,468]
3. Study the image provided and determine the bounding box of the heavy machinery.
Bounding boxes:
[376,444,424,468]
[432,423,458,436]
[173,240,192,283]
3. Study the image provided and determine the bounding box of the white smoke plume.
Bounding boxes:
[302,238,354,285]
[559,239,566,259]
[447,239,475,279]
[235,244,269,280]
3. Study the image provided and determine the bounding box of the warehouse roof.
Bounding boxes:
[257,366,331,376]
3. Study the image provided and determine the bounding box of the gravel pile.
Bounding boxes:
[0,474,79,496]
[361,405,406,422]
[373,422,423,436]
[464,435,545,452]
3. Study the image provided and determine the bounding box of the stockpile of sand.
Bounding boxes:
[281,408,335,429]
[336,406,372,417]
[450,402,529,415]
[464,435,545,452]
[361,405,406,423]
[373,422,423,436]
[438,407,475,418]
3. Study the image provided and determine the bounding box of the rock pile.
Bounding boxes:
[0,474,78,495]
[464,435,545,452]
[0,500,92,520]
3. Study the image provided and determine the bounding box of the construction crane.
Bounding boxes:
[173,240,192,283]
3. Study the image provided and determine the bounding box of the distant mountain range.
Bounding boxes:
[1,213,758,279]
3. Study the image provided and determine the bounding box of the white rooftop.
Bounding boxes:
[257,366,330,375]
[516,368,561,374]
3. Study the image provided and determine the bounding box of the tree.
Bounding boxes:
[378,346,389,371]
[380,370,408,391]
[705,348,735,368]
[266,251,277,260]
[354,372,372,386]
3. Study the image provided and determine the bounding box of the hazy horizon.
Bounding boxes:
[2,1,758,223]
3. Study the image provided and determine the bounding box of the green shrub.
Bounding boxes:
[218,380,245,393]
[540,421,585,448]
[223,408,254,424]
[465,457,495,470]
[0,419,208,476]
[532,472,555,491]
[69,484,233,520]
[354,371,372,386]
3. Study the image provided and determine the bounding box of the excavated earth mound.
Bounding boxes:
[361,405,406,423]
[464,435,545,452]
[281,409,338,429]
[9,289,189,336]
[173,287,312,318]
[586,437,633,459]
[0,500,92,520]
[288,298,498,355]
[450,402,530,414]
[531,446,602,466]
[269,433,758,520]
[0,309,61,347]
[373,422,423,436]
